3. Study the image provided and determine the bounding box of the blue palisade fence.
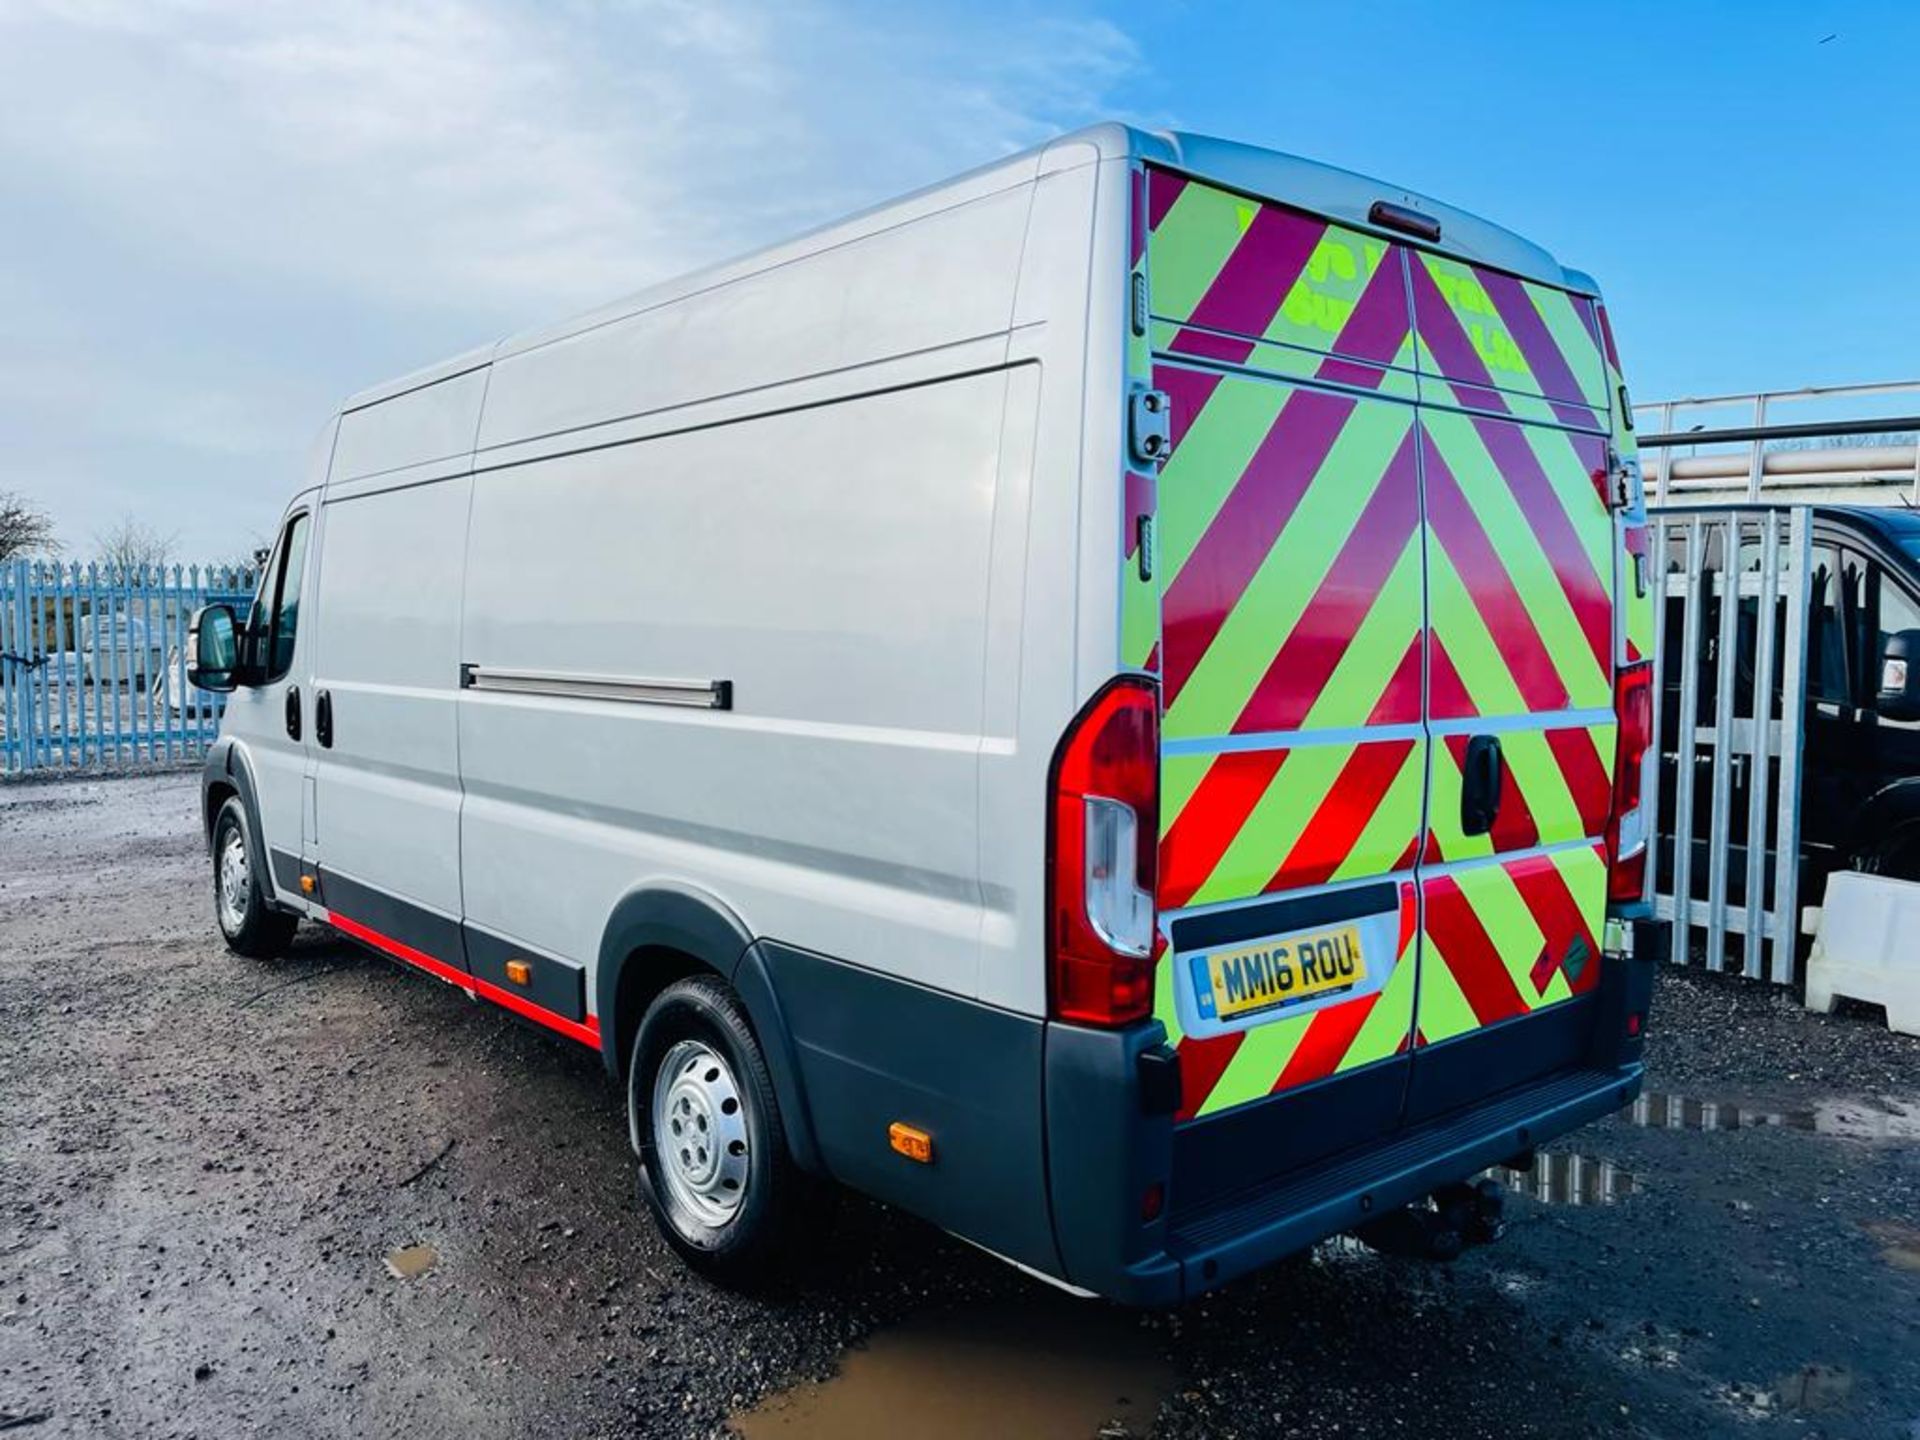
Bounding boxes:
[0,560,256,774]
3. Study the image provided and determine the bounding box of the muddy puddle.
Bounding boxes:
[1487,1151,1639,1207]
[730,1297,1172,1440]
[1624,1090,1920,1140]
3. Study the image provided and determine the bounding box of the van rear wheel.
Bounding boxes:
[212,797,298,959]
[630,974,809,1285]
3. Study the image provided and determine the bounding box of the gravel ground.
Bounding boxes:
[2,771,1917,1439]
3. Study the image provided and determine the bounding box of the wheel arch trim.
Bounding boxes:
[595,884,822,1174]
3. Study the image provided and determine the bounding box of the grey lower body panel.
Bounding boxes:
[752,942,1061,1278]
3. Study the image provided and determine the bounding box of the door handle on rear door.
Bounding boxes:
[285,685,301,742]
[1460,734,1503,836]
[316,690,333,749]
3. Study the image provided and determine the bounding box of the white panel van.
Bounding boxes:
[190,124,1662,1303]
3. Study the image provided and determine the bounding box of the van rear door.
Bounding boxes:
[1138,170,1429,1195]
[1403,253,1619,1120]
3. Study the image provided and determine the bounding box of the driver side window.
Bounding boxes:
[251,511,311,683]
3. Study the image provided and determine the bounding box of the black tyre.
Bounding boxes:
[629,974,811,1285]
[212,797,298,959]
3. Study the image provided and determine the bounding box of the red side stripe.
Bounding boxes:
[326,910,602,1050]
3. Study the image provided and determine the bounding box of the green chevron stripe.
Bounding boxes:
[1148,182,1250,323]
[1528,286,1611,409]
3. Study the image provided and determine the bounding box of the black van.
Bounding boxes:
[1658,504,1920,930]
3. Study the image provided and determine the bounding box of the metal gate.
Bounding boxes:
[1648,507,1811,983]
[0,561,255,775]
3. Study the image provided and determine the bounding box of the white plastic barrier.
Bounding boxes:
[1805,871,1920,1036]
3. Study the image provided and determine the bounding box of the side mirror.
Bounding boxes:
[1877,629,1920,721]
[188,603,241,693]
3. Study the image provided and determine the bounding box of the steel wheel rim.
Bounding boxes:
[651,1039,751,1228]
[217,828,250,934]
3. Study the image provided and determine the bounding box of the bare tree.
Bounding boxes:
[93,514,179,571]
[0,490,59,562]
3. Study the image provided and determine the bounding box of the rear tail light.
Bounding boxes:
[1048,677,1160,1026]
[1607,661,1653,904]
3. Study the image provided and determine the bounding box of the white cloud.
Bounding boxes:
[0,0,1141,555]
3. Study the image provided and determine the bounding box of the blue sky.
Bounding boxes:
[3,0,1913,559]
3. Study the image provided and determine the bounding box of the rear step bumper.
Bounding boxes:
[1113,1063,1642,1305]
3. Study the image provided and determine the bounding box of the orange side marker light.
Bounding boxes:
[504,959,532,987]
[299,874,316,896]
[888,1122,933,1164]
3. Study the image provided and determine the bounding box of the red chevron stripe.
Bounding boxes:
[1468,417,1612,673]
[1397,882,1418,956]
[1507,851,1601,997]
[1326,253,1413,367]
[1174,1030,1243,1122]
[1158,748,1288,911]
[1407,259,1512,414]
[1161,386,1357,710]
[1231,427,1421,733]
[1423,430,1572,712]
[1269,738,1417,893]
[1147,168,1187,232]
[1181,205,1326,343]
[1594,303,1622,373]
[1169,326,1255,366]
[1477,269,1591,410]
[1423,874,1529,1026]
[1575,295,1605,358]
[1427,634,1477,721]
[1272,992,1381,1092]
[1545,725,1613,834]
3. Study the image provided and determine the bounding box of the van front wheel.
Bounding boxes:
[212,797,297,959]
[630,974,807,1284]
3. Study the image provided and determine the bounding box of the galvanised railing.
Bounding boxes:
[0,560,256,774]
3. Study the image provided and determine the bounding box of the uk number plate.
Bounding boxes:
[1192,925,1367,1023]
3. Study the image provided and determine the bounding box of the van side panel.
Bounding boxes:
[307,473,472,936]
[474,185,1033,454]
[457,369,1011,1001]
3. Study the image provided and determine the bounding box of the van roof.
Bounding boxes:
[344,122,1592,413]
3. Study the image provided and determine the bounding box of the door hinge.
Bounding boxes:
[1129,387,1171,467]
